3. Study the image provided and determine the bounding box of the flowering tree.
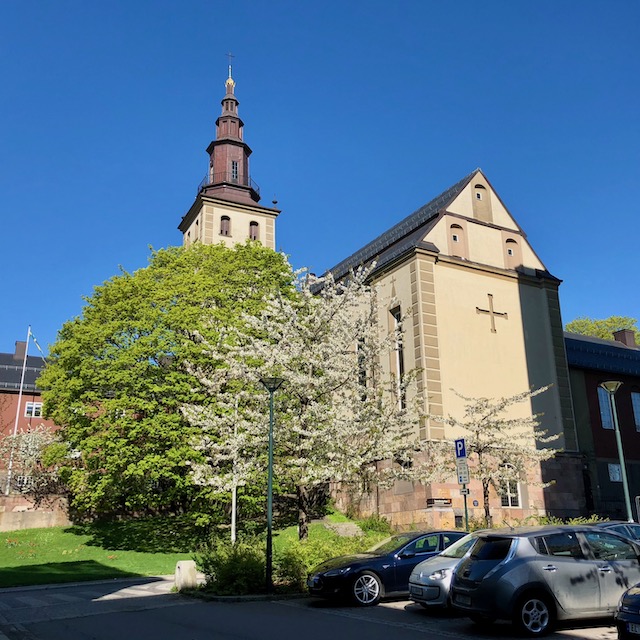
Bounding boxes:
[185,266,443,539]
[434,387,560,526]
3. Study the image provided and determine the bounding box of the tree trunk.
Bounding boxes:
[482,479,493,528]
[297,484,311,540]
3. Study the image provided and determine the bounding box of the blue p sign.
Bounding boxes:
[455,438,466,459]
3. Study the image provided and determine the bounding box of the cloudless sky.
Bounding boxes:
[1,0,638,355]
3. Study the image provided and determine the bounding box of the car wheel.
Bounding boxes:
[513,592,555,636]
[352,571,383,606]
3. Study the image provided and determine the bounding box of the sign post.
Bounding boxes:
[455,438,469,531]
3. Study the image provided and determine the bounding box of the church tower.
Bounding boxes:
[178,67,280,248]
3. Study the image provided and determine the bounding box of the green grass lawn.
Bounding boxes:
[0,517,201,588]
[0,513,389,589]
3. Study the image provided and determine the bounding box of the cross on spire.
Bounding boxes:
[476,294,508,333]
[226,51,235,77]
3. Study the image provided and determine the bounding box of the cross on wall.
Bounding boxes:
[476,294,508,333]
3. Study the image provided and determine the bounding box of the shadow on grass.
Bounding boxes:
[0,560,142,589]
[65,516,202,554]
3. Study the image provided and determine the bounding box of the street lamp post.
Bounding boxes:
[260,377,284,593]
[600,381,634,522]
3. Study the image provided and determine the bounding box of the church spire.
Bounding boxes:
[200,66,260,204]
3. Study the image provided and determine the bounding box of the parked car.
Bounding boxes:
[450,525,640,636]
[615,583,640,639]
[307,530,465,606]
[408,532,479,609]
[595,521,640,542]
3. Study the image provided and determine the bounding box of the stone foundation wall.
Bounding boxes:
[0,494,71,532]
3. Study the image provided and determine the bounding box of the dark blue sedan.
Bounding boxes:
[307,530,465,606]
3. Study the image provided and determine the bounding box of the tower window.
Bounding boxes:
[476,192,482,200]
[249,221,259,241]
[220,216,231,236]
[452,234,459,243]
[507,248,513,256]
[231,161,238,182]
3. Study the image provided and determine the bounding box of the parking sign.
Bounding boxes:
[455,438,466,459]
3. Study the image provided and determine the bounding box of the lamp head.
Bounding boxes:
[600,380,623,394]
[260,377,284,392]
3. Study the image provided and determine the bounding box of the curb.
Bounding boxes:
[0,575,175,595]
[184,590,308,603]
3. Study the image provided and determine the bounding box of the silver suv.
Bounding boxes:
[450,525,640,636]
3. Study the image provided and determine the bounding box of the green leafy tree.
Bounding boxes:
[38,242,294,521]
[432,387,560,527]
[565,316,639,343]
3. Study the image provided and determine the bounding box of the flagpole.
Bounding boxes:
[5,326,31,495]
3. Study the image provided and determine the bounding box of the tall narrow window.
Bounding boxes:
[500,465,520,507]
[220,216,231,236]
[249,221,259,241]
[390,307,406,410]
[598,386,614,429]
[231,160,239,182]
[632,391,640,431]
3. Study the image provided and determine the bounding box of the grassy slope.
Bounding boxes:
[0,513,389,589]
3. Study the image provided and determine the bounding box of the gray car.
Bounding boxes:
[408,533,478,608]
[450,525,640,636]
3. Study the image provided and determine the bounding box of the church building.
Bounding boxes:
[178,69,640,527]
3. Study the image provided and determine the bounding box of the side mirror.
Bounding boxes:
[399,551,416,559]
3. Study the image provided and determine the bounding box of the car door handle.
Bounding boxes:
[543,565,557,572]
[599,565,612,573]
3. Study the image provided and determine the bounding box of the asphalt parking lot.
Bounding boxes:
[0,578,621,640]
[295,597,619,640]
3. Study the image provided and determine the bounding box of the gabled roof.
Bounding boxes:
[327,170,479,280]
[564,332,640,377]
[0,352,45,393]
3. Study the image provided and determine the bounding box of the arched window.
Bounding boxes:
[220,216,231,236]
[472,183,492,222]
[249,221,259,241]
[504,238,522,269]
[448,223,468,259]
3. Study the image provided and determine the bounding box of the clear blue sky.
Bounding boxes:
[1,0,638,355]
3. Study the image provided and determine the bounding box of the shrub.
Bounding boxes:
[274,532,381,590]
[358,513,393,534]
[194,536,265,595]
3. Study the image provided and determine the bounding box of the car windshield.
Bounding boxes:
[367,533,421,555]
[441,534,475,558]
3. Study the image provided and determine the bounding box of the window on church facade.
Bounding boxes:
[220,216,231,236]
[231,161,238,182]
[249,221,259,241]
[390,307,406,410]
[598,386,614,429]
[632,391,640,431]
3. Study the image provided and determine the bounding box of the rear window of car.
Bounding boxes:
[470,537,513,560]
